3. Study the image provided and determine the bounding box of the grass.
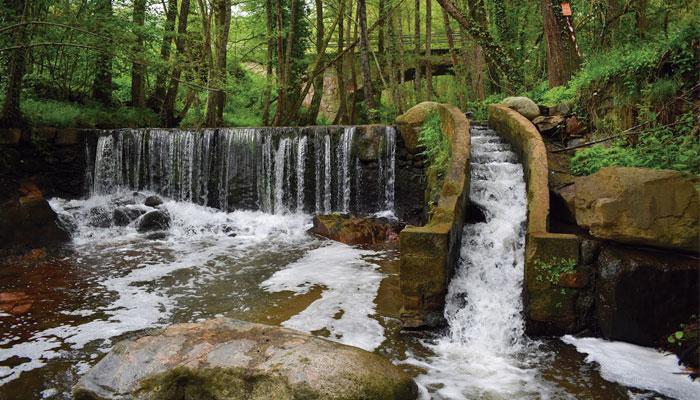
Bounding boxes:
[419,111,452,205]
[20,98,160,129]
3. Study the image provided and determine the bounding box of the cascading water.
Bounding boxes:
[90,126,397,215]
[410,126,553,399]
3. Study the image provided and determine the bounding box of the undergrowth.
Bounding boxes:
[20,98,159,128]
[419,111,452,205]
[570,111,700,176]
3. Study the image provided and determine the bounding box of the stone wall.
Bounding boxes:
[488,104,582,334]
[488,104,700,342]
[398,103,471,328]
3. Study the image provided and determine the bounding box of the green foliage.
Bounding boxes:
[19,98,159,128]
[419,111,451,180]
[534,258,577,285]
[570,112,700,176]
[419,111,452,206]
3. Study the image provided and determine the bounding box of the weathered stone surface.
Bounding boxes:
[311,214,403,245]
[532,115,565,135]
[488,104,549,234]
[595,244,699,346]
[0,182,71,253]
[395,101,441,153]
[398,103,470,328]
[502,97,540,120]
[73,318,417,400]
[575,167,699,252]
[137,210,171,232]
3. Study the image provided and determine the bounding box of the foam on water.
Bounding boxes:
[562,336,700,400]
[261,243,385,351]
[1,191,314,385]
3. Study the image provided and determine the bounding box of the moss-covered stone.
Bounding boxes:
[73,319,418,400]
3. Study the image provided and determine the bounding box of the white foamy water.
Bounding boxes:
[562,336,700,400]
[406,126,556,399]
[0,192,319,386]
[261,243,385,351]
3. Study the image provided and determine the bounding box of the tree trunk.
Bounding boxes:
[334,0,348,124]
[262,0,274,125]
[387,6,403,114]
[436,0,515,86]
[305,0,325,125]
[442,7,465,108]
[467,0,500,93]
[425,0,433,100]
[413,0,422,102]
[0,0,29,128]
[162,0,191,127]
[541,0,581,87]
[357,0,376,119]
[636,0,647,39]
[205,0,231,127]
[131,0,147,108]
[272,0,287,125]
[149,0,178,110]
[378,0,386,54]
[92,0,113,105]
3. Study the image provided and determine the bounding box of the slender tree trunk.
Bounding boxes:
[272,0,287,125]
[541,0,581,87]
[357,0,376,119]
[334,0,348,124]
[378,0,386,54]
[636,0,647,39]
[305,0,325,125]
[162,0,191,127]
[205,0,231,127]
[262,0,274,125]
[413,0,422,102]
[92,0,113,105]
[425,0,433,100]
[349,7,359,122]
[437,0,515,85]
[442,7,465,108]
[149,0,178,110]
[397,7,406,88]
[131,0,147,108]
[387,6,403,114]
[467,0,499,93]
[0,0,29,128]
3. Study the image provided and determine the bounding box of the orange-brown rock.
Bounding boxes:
[575,167,699,252]
[311,214,403,246]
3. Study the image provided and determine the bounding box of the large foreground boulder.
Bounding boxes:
[73,318,417,400]
[575,167,699,252]
[312,214,403,245]
[137,210,171,232]
[501,97,540,120]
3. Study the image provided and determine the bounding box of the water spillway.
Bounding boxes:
[88,126,398,216]
[411,126,547,398]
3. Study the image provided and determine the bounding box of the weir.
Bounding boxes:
[87,126,410,218]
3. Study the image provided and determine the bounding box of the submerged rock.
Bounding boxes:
[72,318,417,400]
[502,96,540,120]
[144,195,163,207]
[113,207,146,227]
[137,210,171,232]
[311,214,404,245]
[87,206,112,228]
[575,167,699,252]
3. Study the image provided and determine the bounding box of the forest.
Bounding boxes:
[0,1,699,399]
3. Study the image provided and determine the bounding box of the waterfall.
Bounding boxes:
[412,126,548,398]
[90,126,397,216]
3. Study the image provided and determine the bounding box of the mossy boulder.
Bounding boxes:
[501,97,540,120]
[395,101,441,154]
[575,167,700,252]
[73,318,417,400]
